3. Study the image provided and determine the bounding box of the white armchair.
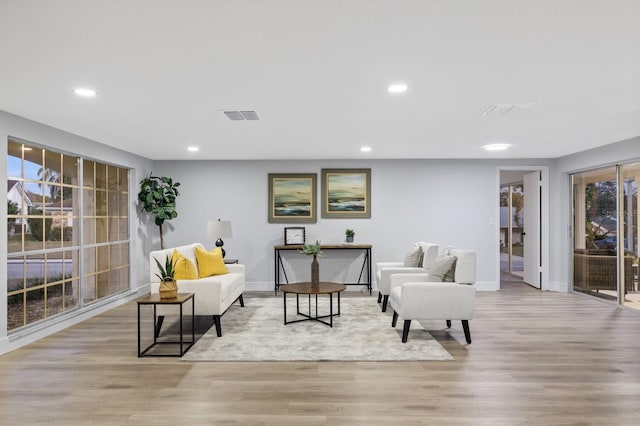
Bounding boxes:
[375,242,439,312]
[389,249,476,344]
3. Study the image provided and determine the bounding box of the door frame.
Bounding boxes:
[496,166,550,290]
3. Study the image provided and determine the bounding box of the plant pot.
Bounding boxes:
[346,236,354,243]
[159,280,178,299]
[311,255,319,288]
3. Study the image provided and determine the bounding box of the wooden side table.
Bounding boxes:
[137,293,195,357]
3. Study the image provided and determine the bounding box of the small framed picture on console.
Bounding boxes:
[284,227,305,245]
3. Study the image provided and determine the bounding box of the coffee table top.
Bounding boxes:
[280,282,347,295]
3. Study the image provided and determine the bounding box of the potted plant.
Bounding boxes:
[345,229,355,243]
[153,255,178,298]
[138,174,180,249]
[299,240,324,286]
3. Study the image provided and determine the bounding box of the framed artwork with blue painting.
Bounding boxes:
[321,168,371,219]
[268,173,317,223]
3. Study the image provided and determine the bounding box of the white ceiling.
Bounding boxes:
[1,1,639,160]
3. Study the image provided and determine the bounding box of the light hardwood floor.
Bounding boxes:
[1,276,640,425]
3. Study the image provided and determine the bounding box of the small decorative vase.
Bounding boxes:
[311,255,320,288]
[159,280,178,299]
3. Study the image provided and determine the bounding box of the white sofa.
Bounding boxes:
[149,243,245,337]
[389,249,476,344]
[375,242,439,312]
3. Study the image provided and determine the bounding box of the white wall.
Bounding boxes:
[0,110,155,354]
[154,158,553,292]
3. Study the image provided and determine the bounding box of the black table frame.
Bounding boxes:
[282,288,343,328]
[137,293,195,357]
[274,244,372,295]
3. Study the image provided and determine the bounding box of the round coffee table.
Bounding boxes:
[281,282,347,327]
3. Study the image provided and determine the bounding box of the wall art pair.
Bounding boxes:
[268,168,371,223]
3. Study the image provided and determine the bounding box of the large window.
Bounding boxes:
[7,139,130,331]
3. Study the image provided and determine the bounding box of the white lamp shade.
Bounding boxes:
[207,220,233,239]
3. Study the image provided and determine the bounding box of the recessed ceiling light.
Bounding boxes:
[387,83,408,93]
[482,143,511,151]
[187,146,199,152]
[360,146,372,153]
[74,88,97,97]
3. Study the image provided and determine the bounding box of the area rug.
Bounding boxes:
[181,296,453,362]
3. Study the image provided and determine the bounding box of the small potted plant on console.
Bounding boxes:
[345,229,355,243]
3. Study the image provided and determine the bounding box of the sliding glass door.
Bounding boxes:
[572,163,640,307]
[621,163,639,308]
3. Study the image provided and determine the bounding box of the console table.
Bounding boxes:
[274,244,372,295]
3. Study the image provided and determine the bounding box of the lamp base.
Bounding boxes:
[215,238,226,258]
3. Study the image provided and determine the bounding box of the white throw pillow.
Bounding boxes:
[402,245,423,267]
[426,255,457,282]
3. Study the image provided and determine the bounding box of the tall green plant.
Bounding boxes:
[138,174,180,249]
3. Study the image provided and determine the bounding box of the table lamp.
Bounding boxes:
[207,219,233,258]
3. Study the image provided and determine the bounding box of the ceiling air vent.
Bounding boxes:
[222,110,261,121]
[482,103,534,116]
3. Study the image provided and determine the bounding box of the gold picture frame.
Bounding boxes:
[268,173,317,223]
[321,168,371,218]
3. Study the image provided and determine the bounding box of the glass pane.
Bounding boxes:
[108,217,119,241]
[7,140,23,179]
[107,191,118,217]
[7,255,25,293]
[26,253,46,289]
[63,249,80,280]
[83,274,96,304]
[67,279,79,309]
[83,247,96,277]
[83,218,96,245]
[26,216,47,252]
[622,162,639,309]
[110,244,120,268]
[119,217,129,239]
[24,181,44,208]
[96,217,108,243]
[120,243,129,266]
[83,160,95,189]
[97,272,110,298]
[95,163,107,190]
[119,193,128,217]
[83,188,95,216]
[26,288,46,324]
[7,293,25,331]
[96,190,107,216]
[119,267,129,291]
[107,165,118,191]
[118,168,129,192]
[62,154,79,185]
[22,146,44,182]
[499,184,524,276]
[45,252,65,283]
[8,221,24,254]
[572,166,618,301]
[97,245,109,271]
[46,284,64,316]
[60,222,76,248]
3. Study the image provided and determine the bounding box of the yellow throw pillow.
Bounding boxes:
[172,249,198,280]
[195,246,228,278]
